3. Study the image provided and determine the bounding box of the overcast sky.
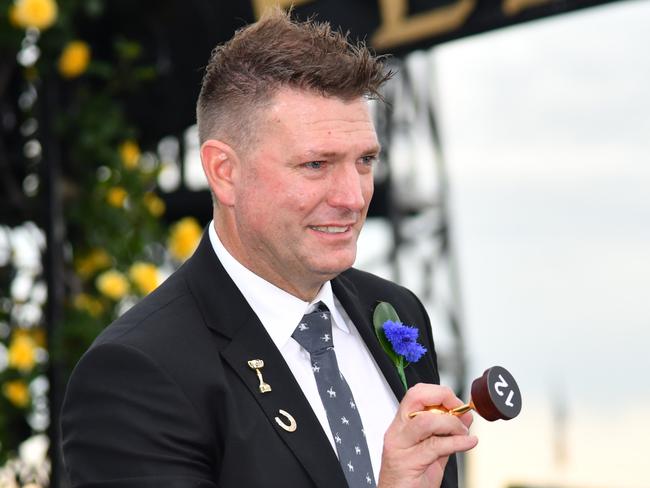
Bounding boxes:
[428,0,650,486]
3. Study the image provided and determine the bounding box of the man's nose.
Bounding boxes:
[328,164,369,211]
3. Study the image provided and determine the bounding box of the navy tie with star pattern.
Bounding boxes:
[292,302,377,488]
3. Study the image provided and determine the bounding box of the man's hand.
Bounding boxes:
[378,383,479,488]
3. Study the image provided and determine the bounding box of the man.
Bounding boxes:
[61,9,477,488]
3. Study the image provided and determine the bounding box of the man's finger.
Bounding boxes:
[398,383,463,420]
[420,431,479,459]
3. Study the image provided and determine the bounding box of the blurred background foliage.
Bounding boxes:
[0,0,204,483]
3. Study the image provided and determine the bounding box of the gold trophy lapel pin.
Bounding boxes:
[248,359,272,393]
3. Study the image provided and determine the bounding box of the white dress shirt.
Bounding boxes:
[208,223,398,480]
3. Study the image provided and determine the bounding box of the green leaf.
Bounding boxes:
[372,301,401,365]
[133,66,158,82]
[115,38,142,61]
[396,363,408,391]
[84,0,105,18]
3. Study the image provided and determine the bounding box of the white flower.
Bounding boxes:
[19,434,49,467]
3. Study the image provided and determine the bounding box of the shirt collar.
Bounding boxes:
[208,222,349,350]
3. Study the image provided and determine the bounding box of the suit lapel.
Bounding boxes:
[183,232,347,488]
[220,316,347,488]
[332,275,407,401]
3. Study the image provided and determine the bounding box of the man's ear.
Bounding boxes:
[200,139,239,206]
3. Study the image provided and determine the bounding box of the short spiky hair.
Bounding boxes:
[196,8,390,147]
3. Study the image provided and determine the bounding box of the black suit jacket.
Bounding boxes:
[61,232,458,487]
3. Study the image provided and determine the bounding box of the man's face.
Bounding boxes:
[223,88,379,299]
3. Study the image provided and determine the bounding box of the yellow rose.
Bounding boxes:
[58,40,91,79]
[119,140,141,169]
[14,327,46,347]
[107,186,128,208]
[3,380,30,408]
[75,248,111,278]
[143,192,165,217]
[168,217,202,262]
[73,293,104,317]
[11,0,58,30]
[8,5,21,26]
[8,335,37,372]
[96,269,129,300]
[129,262,159,295]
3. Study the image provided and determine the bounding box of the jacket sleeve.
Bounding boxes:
[61,342,218,488]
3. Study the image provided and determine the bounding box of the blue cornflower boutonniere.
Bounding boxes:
[373,301,427,391]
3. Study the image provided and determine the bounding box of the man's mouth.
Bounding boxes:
[309,225,350,234]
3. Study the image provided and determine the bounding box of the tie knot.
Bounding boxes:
[292,302,334,354]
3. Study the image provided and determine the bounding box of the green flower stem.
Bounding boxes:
[396,356,407,391]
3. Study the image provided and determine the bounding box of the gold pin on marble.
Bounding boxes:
[248,359,272,393]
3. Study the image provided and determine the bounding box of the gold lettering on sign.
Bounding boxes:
[251,0,315,20]
[502,0,553,16]
[372,0,476,51]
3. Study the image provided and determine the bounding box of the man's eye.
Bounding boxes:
[304,161,324,169]
[360,155,378,166]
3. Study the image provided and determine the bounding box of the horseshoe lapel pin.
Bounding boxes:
[275,409,297,432]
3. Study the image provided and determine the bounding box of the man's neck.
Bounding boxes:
[212,219,325,302]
